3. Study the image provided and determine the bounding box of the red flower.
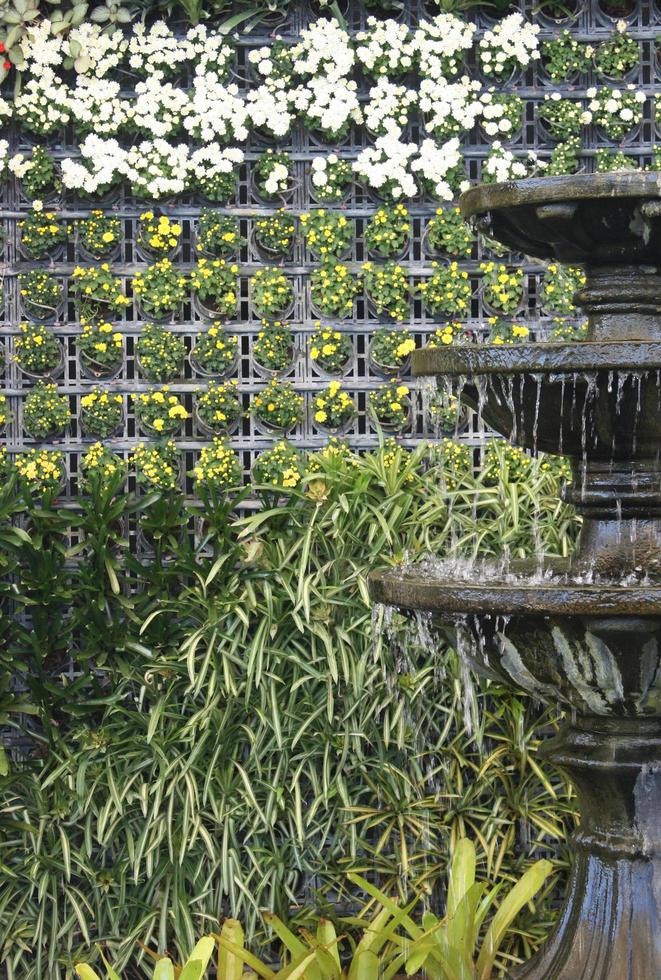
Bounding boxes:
[2,61,10,71]
[0,42,5,52]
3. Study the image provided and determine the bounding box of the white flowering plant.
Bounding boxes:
[595,24,639,79]
[587,85,645,139]
[309,154,352,202]
[254,149,293,198]
[479,13,540,78]
[541,31,593,83]
[479,91,523,139]
[356,18,415,78]
[353,125,418,200]
[419,76,482,140]
[364,79,417,136]
[414,14,475,80]
[539,94,591,140]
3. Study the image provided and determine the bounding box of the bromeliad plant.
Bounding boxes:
[300,209,353,258]
[135,387,189,436]
[74,935,217,979]
[426,207,474,258]
[251,268,294,319]
[80,388,124,438]
[363,261,410,321]
[19,206,68,259]
[23,382,69,439]
[132,260,188,319]
[369,380,411,430]
[365,204,410,258]
[420,262,471,317]
[254,149,293,198]
[14,321,62,377]
[136,324,186,382]
[539,263,585,316]
[371,327,416,371]
[480,262,524,315]
[136,210,182,257]
[77,210,122,259]
[251,378,303,432]
[191,324,239,376]
[197,210,244,257]
[311,381,355,431]
[309,324,351,374]
[196,380,242,433]
[18,271,63,320]
[254,209,296,256]
[254,322,294,373]
[72,264,130,319]
[311,261,362,318]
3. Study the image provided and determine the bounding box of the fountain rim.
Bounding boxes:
[369,567,661,617]
[413,341,661,377]
[460,171,661,221]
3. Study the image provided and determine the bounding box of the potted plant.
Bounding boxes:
[300,209,353,259]
[191,146,243,203]
[308,154,352,204]
[479,90,524,140]
[478,14,541,79]
[23,382,70,439]
[78,319,123,380]
[587,84,646,139]
[427,321,468,347]
[310,261,361,318]
[134,387,189,436]
[254,209,296,258]
[480,261,525,316]
[541,31,592,83]
[132,259,188,321]
[365,204,410,259]
[79,442,126,491]
[308,323,352,375]
[131,439,181,492]
[250,268,294,320]
[488,317,531,345]
[250,378,303,433]
[251,439,305,491]
[136,323,186,382]
[195,380,242,435]
[550,317,589,341]
[136,210,183,259]
[254,322,295,376]
[0,394,13,433]
[192,438,242,494]
[539,94,591,140]
[253,149,294,200]
[72,264,130,320]
[368,379,411,432]
[77,210,122,260]
[363,261,410,321]
[311,380,355,434]
[15,448,65,495]
[19,206,68,259]
[191,258,239,320]
[80,388,124,438]
[190,324,239,377]
[14,321,63,378]
[425,206,474,258]
[419,261,471,317]
[197,210,244,257]
[370,326,415,374]
[539,262,585,317]
[17,146,60,201]
[18,271,63,321]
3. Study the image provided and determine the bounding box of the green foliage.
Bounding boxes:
[0,442,578,978]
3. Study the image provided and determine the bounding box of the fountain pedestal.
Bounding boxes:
[368,174,661,979]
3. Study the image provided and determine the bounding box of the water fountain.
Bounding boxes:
[369,172,661,978]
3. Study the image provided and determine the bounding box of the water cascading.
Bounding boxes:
[369,172,661,978]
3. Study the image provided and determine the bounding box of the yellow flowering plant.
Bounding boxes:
[250,267,294,319]
[252,439,305,491]
[310,261,361,317]
[72,264,130,319]
[480,262,524,315]
[308,323,351,374]
[0,393,12,430]
[254,209,296,255]
[136,211,182,257]
[539,263,585,317]
[77,210,121,260]
[192,438,242,493]
[427,437,472,491]
[79,442,126,490]
[197,210,244,257]
[196,380,242,433]
[18,271,63,320]
[253,322,294,372]
[420,261,471,317]
[15,448,64,494]
[311,380,355,430]
[488,317,531,345]
[80,387,124,438]
[132,259,188,318]
[136,323,186,382]
[365,204,410,258]
[300,209,352,258]
[251,378,303,431]
[23,382,70,438]
[135,387,189,436]
[425,207,474,258]
[307,436,358,474]
[131,440,180,492]
[370,326,415,370]
[550,317,588,341]
[191,258,239,317]
[78,319,123,377]
[427,321,468,347]
[191,324,239,376]
[368,379,411,430]
[363,261,410,321]
[14,321,62,376]
[19,206,68,259]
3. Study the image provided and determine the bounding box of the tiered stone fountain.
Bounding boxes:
[370,173,661,978]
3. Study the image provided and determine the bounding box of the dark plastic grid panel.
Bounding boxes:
[1,0,661,498]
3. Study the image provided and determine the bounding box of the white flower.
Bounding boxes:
[356,18,415,77]
[184,74,248,144]
[414,14,475,80]
[291,18,355,82]
[479,13,540,75]
[411,137,463,200]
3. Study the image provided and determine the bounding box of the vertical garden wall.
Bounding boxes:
[0,0,654,976]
